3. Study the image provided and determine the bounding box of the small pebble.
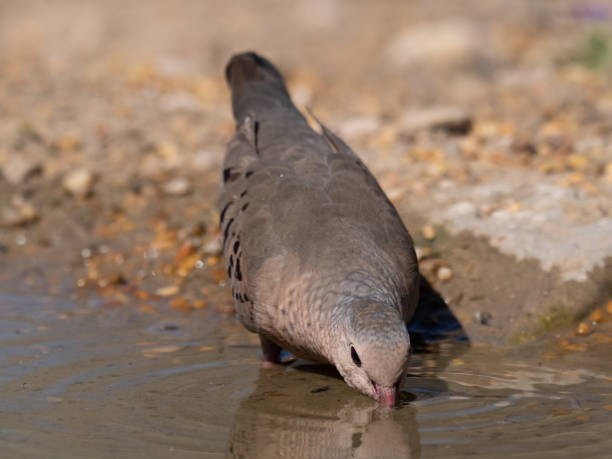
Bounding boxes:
[576,322,592,336]
[97,273,126,288]
[156,285,179,296]
[144,248,159,259]
[339,116,380,138]
[436,266,453,281]
[400,106,472,135]
[163,177,191,196]
[3,195,38,226]
[310,385,330,394]
[63,168,94,197]
[203,236,222,256]
[174,241,197,263]
[1,156,42,185]
[588,309,604,324]
[206,255,220,266]
[414,245,432,261]
[178,221,206,239]
[170,297,194,312]
[474,311,492,325]
[478,204,495,216]
[143,345,181,354]
[421,224,436,240]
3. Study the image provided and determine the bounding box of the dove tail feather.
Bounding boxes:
[225,52,298,123]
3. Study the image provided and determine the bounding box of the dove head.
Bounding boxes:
[333,301,410,408]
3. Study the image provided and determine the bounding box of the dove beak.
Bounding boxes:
[373,383,398,408]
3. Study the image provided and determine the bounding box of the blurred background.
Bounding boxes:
[0,0,611,341]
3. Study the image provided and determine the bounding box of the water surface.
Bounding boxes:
[1,293,611,458]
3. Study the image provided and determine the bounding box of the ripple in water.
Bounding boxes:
[1,293,611,458]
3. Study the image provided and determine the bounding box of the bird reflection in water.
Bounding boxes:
[228,363,422,458]
[228,275,468,458]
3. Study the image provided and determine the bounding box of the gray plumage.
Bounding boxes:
[219,52,419,407]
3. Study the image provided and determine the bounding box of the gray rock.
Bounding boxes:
[422,169,612,282]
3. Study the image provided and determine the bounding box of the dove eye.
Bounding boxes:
[350,346,361,367]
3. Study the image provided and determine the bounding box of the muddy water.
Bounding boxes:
[1,293,611,458]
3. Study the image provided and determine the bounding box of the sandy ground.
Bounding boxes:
[1,0,612,343]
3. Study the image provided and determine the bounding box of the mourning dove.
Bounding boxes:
[219,52,419,407]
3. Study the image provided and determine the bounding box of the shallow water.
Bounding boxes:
[1,293,611,458]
